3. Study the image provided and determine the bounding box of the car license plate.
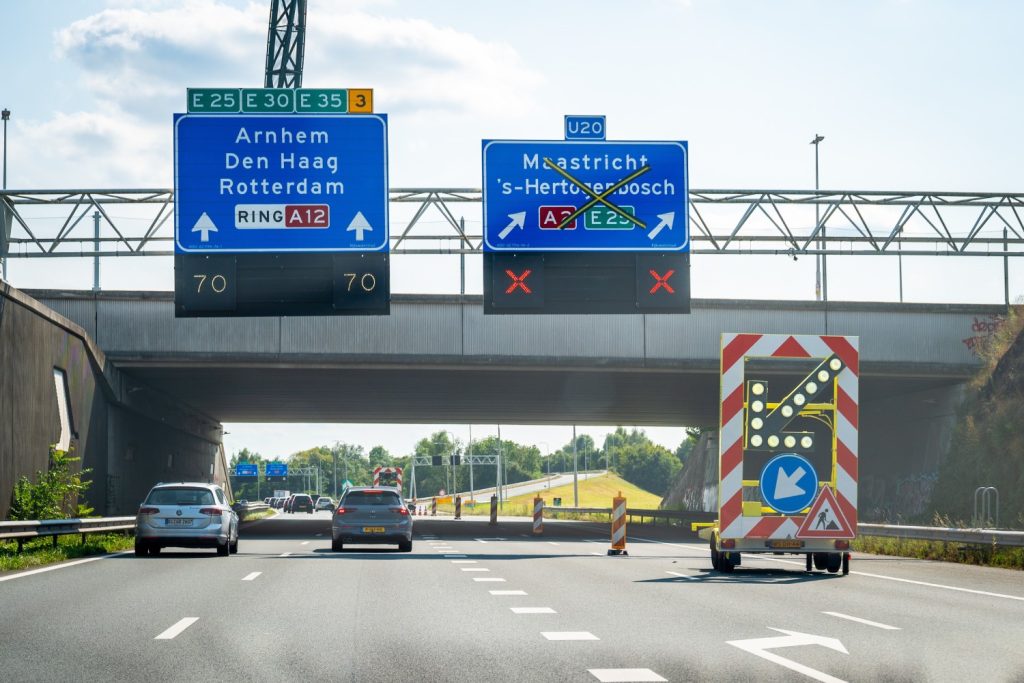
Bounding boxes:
[166,518,192,527]
[363,526,385,534]
[767,539,803,549]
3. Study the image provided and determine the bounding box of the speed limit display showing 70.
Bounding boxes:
[174,253,389,317]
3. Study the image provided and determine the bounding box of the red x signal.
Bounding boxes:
[649,269,675,294]
[505,269,533,294]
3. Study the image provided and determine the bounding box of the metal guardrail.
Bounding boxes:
[545,506,716,527]
[858,523,1024,547]
[0,516,136,552]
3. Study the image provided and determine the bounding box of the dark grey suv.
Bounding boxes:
[331,487,412,552]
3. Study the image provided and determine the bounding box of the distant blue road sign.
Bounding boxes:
[234,463,258,477]
[564,115,606,140]
[174,114,388,253]
[760,453,818,515]
[482,139,688,252]
[265,462,288,478]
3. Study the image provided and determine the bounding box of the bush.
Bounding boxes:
[8,447,93,521]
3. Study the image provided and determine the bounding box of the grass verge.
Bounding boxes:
[0,533,135,573]
[854,535,1024,570]
[239,508,275,522]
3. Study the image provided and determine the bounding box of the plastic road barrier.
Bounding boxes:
[489,495,498,526]
[608,492,628,556]
[533,496,544,535]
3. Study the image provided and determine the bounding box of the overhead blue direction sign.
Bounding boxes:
[265,462,288,478]
[175,114,388,253]
[482,139,688,252]
[234,463,258,477]
[760,453,819,515]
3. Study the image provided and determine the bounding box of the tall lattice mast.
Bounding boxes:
[264,0,307,88]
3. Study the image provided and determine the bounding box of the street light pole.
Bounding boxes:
[572,425,579,507]
[2,108,10,282]
[811,134,825,301]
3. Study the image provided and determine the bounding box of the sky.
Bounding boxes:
[2,0,1022,459]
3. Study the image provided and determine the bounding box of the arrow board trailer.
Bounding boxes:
[699,333,859,576]
[481,140,688,252]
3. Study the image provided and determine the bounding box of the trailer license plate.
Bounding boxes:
[363,526,385,534]
[768,539,802,549]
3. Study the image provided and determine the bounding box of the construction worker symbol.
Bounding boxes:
[796,486,854,538]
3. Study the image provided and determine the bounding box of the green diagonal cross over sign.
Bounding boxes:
[542,158,650,230]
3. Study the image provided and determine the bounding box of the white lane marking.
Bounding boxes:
[451,560,477,564]
[155,617,199,640]
[588,669,667,683]
[475,537,506,543]
[0,551,131,583]
[280,552,291,557]
[511,607,556,614]
[461,567,490,572]
[822,611,900,630]
[542,631,599,641]
[728,628,848,683]
[300,541,310,545]
[547,541,560,546]
[590,552,604,556]
[241,572,261,581]
[490,590,528,595]
[666,570,698,581]
[623,533,1024,604]
[473,577,506,582]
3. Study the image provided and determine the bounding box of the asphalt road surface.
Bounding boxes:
[2,511,1023,682]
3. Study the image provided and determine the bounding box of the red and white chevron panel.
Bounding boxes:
[718,333,859,540]
[372,466,403,488]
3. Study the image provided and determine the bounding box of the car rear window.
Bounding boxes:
[343,491,401,506]
[295,495,311,502]
[146,488,215,506]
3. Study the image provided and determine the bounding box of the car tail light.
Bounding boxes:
[721,539,736,549]
[834,540,850,550]
[335,507,348,515]
[391,506,409,516]
[199,507,222,517]
[138,507,159,515]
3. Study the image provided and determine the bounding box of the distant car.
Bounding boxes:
[263,497,272,505]
[292,494,314,513]
[314,496,335,511]
[332,487,412,552]
[284,494,296,513]
[135,482,238,557]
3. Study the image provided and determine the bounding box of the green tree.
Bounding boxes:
[602,428,681,496]
[9,447,93,520]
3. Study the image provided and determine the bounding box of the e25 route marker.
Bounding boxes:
[482,139,688,252]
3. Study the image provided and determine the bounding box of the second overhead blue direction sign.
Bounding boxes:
[482,140,688,252]
[174,114,388,253]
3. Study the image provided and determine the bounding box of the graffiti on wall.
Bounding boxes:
[962,314,1006,355]
[862,473,939,522]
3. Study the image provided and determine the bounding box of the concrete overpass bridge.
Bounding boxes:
[30,289,994,427]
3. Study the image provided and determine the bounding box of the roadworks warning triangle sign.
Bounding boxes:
[796,487,854,539]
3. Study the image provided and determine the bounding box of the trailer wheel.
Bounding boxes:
[842,552,850,575]
[710,533,720,570]
[826,553,842,573]
[805,553,812,571]
[813,552,828,570]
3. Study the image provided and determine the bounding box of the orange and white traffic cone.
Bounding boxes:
[608,492,628,556]
[532,496,544,535]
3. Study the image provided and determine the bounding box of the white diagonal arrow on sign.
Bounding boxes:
[191,212,218,243]
[728,628,848,683]
[498,211,526,240]
[647,211,675,240]
[774,466,807,499]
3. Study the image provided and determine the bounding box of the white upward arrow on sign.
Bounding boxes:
[774,466,807,499]
[191,212,218,243]
[728,628,849,683]
[347,211,372,241]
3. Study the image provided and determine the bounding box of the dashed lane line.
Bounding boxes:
[542,632,599,641]
[451,560,477,564]
[490,590,528,595]
[823,611,901,630]
[155,618,199,640]
[511,607,556,614]
[300,541,310,545]
[461,567,490,572]
[588,669,667,682]
[242,572,261,581]
[280,552,291,557]
[473,577,506,582]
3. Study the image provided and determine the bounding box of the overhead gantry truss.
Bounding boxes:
[1,188,1023,258]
